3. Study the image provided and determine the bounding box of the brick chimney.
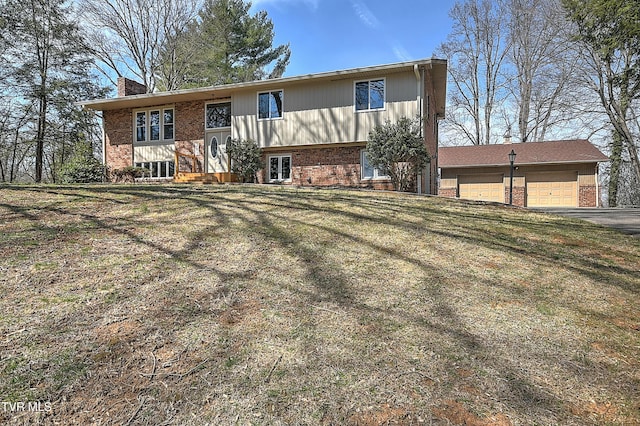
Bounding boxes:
[117,77,147,97]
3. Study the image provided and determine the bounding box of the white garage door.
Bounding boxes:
[526,172,578,207]
[458,174,505,203]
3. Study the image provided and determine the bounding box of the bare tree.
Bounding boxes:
[438,0,511,145]
[81,0,200,92]
[507,0,581,142]
[564,0,640,205]
[0,99,35,182]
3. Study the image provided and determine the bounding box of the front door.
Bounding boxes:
[206,130,231,174]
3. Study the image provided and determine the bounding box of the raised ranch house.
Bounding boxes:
[79,59,447,193]
[438,140,609,208]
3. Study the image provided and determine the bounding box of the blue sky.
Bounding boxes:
[249,0,455,76]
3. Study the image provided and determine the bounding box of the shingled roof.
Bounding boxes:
[438,140,609,168]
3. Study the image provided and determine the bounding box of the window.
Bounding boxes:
[135,112,146,142]
[135,161,175,179]
[355,79,385,111]
[361,150,388,179]
[258,90,283,119]
[134,107,174,142]
[268,155,291,182]
[206,102,231,128]
[150,110,160,141]
[210,137,218,158]
[164,109,174,139]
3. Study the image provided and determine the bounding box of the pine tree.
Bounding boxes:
[160,0,291,89]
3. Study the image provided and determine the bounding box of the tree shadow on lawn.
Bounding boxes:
[164,188,633,422]
[1,184,638,424]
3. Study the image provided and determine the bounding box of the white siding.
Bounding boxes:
[232,71,420,148]
[134,143,174,162]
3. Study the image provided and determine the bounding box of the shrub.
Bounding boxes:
[59,144,105,183]
[226,138,264,183]
[366,116,429,192]
[109,166,149,183]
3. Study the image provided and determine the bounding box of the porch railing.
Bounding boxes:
[174,150,202,176]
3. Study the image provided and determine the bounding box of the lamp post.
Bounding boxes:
[508,149,516,205]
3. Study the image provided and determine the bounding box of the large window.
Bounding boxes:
[258,90,284,120]
[135,161,175,179]
[135,107,174,142]
[361,150,388,179]
[206,102,231,129]
[268,154,291,182]
[355,79,385,111]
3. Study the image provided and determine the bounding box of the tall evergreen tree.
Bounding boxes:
[160,0,291,89]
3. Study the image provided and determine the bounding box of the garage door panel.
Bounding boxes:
[527,172,577,207]
[458,174,504,203]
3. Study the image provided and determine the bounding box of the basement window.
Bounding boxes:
[361,150,388,179]
[135,161,175,179]
[268,154,291,182]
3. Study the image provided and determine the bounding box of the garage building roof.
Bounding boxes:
[439,140,609,168]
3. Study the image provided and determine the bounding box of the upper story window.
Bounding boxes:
[206,102,231,129]
[135,107,174,143]
[355,79,385,111]
[258,90,283,120]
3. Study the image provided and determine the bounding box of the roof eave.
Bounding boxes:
[439,159,610,168]
[78,58,448,111]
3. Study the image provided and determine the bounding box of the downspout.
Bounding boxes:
[100,111,107,182]
[414,64,424,194]
[595,164,600,207]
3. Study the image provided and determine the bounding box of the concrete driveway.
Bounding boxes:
[535,208,640,238]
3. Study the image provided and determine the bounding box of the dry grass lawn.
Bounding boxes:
[0,184,638,425]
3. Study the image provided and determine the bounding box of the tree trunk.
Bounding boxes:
[608,130,623,207]
[35,95,46,183]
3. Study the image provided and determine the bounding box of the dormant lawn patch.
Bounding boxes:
[0,184,638,425]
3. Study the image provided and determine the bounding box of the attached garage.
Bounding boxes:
[526,172,578,207]
[458,174,504,203]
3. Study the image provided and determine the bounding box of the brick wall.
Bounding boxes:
[258,145,394,190]
[174,101,205,172]
[439,188,456,198]
[117,77,147,97]
[505,186,526,207]
[579,185,597,207]
[175,101,204,141]
[104,109,133,171]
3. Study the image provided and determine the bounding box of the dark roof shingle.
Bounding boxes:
[438,140,609,168]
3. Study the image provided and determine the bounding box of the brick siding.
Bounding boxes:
[174,101,205,172]
[505,186,526,207]
[579,185,597,207]
[258,145,394,190]
[117,77,146,97]
[104,109,133,172]
[438,188,456,198]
